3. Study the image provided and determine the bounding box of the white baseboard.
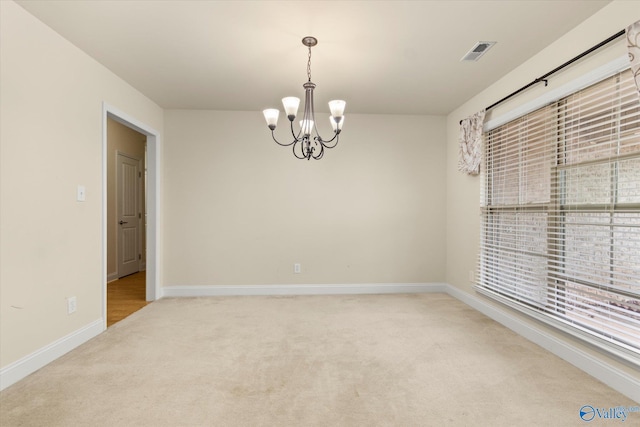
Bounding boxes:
[445,284,640,403]
[0,319,104,391]
[162,282,447,297]
[107,272,118,283]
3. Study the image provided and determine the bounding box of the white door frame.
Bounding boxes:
[102,102,161,329]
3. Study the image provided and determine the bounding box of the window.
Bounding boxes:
[478,69,640,361]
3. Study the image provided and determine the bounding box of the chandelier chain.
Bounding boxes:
[307,45,312,82]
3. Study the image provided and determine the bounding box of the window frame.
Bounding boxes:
[477,63,640,367]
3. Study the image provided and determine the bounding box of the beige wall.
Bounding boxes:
[163,110,446,286]
[106,118,147,279]
[445,1,640,380]
[0,1,163,368]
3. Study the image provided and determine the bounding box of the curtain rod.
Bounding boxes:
[459,29,626,125]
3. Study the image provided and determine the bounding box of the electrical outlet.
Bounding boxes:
[468,270,475,282]
[294,263,301,274]
[67,296,77,314]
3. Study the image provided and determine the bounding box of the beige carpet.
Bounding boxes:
[0,293,636,426]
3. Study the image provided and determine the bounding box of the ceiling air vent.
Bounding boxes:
[461,41,496,62]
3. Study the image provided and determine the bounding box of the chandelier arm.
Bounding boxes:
[271,130,297,147]
[317,132,340,147]
[292,145,306,159]
[318,133,340,148]
[292,139,307,160]
[289,118,304,140]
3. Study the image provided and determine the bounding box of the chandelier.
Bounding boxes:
[262,36,346,160]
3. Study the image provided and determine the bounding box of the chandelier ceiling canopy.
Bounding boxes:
[262,36,346,160]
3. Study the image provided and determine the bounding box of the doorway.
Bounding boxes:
[102,103,160,329]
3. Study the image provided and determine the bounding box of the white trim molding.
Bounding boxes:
[445,285,640,403]
[0,319,103,391]
[102,102,162,314]
[163,283,447,297]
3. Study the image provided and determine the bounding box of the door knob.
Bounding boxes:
[119,220,128,225]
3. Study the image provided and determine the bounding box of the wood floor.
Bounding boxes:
[107,271,149,327]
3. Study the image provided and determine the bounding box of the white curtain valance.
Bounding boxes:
[628,20,640,96]
[457,110,485,175]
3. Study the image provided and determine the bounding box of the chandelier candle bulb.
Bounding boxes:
[263,36,345,160]
[282,97,300,120]
[328,100,346,118]
[262,109,279,130]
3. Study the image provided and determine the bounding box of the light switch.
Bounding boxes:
[77,185,86,202]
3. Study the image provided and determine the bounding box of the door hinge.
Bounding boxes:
[139,171,142,178]
[138,254,142,260]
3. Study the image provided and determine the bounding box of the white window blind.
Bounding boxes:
[478,69,640,361]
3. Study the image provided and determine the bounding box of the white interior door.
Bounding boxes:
[117,152,141,278]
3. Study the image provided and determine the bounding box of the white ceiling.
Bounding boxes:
[16,0,611,115]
